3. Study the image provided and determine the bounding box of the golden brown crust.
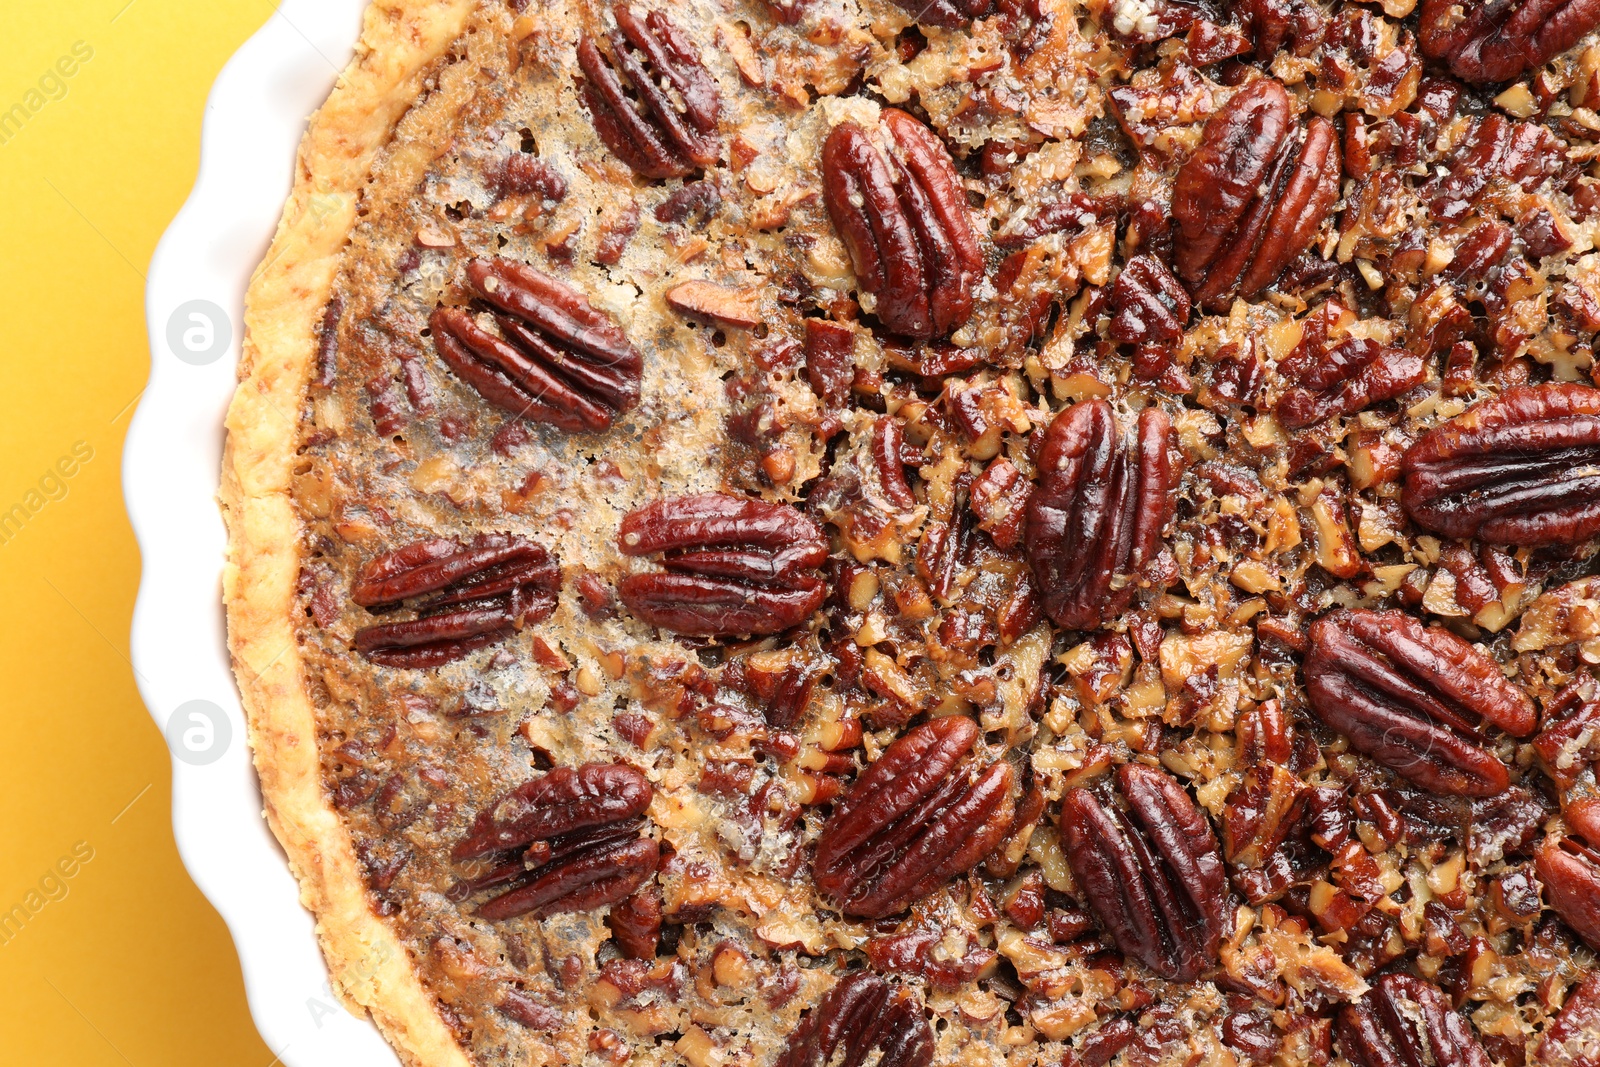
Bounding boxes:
[221,2,480,1063]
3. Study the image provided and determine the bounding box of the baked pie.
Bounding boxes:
[222,0,1600,1063]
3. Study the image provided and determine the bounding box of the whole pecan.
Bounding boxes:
[1336,973,1491,1067]
[578,4,720,179]
[1024,400,1175,631]
[776,972,934,1067]
[451,763,658,921]
[821,109,984,341]
[814,717,1015,919]
[1402,385,1600,547]
[351,534,559,668]
[1060,763,1229,981]
[1275,337,1425,430]
[1418,0,1600,85]
[1535,797,1600,950]
[430,258,642,433]
[1304,610,1536,797]
[617,493,828,636]
[1173,80,1341,311]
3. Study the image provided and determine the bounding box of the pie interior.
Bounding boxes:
[223,0,1600,1065]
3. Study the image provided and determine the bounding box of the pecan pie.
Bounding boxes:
[222,0,1600,1063]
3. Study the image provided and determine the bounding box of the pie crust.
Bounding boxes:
[223,3,480,1063]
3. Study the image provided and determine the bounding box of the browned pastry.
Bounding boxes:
[222,0,1600,1063]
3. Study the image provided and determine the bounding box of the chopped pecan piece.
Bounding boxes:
[821,109,984,340]
[1108,255,1191,346]
[494,155,567,202]
[777,972,933,1067]
[1231,0,1326,60]
[452,763,657,921]
[351,534,559,668]
[1336,973,1491,1067]
[430,258,642,433]
[617,493,828,636]
[862,928,997,990]
[814,717,1014,919]
[1535,797,1600,950]
[608,884,663,959]
[1173,80,1341,311]
[1224,763,1309,869]
[1534,680,1600,789]
[1025,400,1175,630]
[804,319,856,408]
[1275,337,1425,430]
[499,990,563,1030]
[1537,972,1600,1065]
[887,0,990,27]
[665,280,761,328]
[1060,763,1229,981]
[1402,385,1600,547]
[1305,610,1535,797]
[1429,114,1565,225]
[578,4,720,179]
[970,457,1031,550]
[1418,0,1600,85]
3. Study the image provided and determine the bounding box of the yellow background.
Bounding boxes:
[0,2,281,1062]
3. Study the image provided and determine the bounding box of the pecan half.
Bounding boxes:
[617,493,828,636]
[814,717,1015,919]
[1061,763,1229,981]
[1402,385,1600,547]
[1173,80,1341,311]
[776,972,934,1067]
[1275,337,1425,430]
[1418,0,1600,85]
[1535,797,1600,950]
[351,534,559,668]
[452,763,658,921]
[1336,973,1491,1067]
[1305,610,1535,798]
[430,258,642,433]
[1025,400,1175,630]
[578,4,720,179]
[822,110,984,341]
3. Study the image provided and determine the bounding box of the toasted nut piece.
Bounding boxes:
[666,280,761,328]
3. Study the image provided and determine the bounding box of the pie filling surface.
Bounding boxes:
[228,0,1600,1063]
